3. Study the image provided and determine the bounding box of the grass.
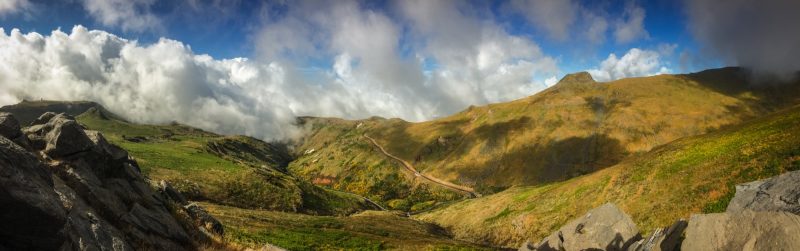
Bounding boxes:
[200,202,491,251]
[415,104,800,248]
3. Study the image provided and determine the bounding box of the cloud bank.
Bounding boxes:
[686,0,800,78]
[0,1,559,141]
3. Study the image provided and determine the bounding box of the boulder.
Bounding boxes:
[727,170,800,215]
[682,210,800,250]
[0,136,67,250]
[86,130,128,160]
[0,112,22,139]
[185,203,224,236]
[30,111,57,126]
[526,203,641,251]
[43,114,94,158]
[627,219,687,251]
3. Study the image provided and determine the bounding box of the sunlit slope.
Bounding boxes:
[416,103,800,248]
[72,106,372,215]
[291,67,800,197]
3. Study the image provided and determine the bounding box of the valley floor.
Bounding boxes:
[198,202,492,250]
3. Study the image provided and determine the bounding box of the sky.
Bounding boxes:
[0,0,798,141]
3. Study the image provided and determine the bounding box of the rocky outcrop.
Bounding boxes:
[681,210,800,250]
[522,203,640,251]
[726,170,800,214]
[0,112,220,250]
[627,219,686,251]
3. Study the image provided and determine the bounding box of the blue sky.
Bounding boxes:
[0,0,795,140]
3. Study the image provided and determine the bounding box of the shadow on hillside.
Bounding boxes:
[681,67,800,112]
[456,133,627,191]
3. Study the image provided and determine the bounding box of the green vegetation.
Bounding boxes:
[416,104,800,248]
[201,202,489,250]
[75,107,369,215]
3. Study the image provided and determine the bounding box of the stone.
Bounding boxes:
[727,170,800,215]
[30,111,57,126]
[159,180,189,205]
[86,130,128,160]
[682,210,800,250]
[43,114,94,158]
[0,112,22,139]
[0,137,67,250]
[528,203,641,251]
[627,219,687,251]
[185,203,224,236]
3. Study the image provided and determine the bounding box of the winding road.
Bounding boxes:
[364,134,480,198]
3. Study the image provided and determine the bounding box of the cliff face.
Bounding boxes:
[0,112,209,250]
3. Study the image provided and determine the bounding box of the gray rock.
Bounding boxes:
[31,111,57,126]
[185,203,224,236]
[0,112,22,139]
[528,203,641,251]
[627,219,686,251]
[727,170,800,215]
[86,130,128,160]
[0,136,67,250]
[43,114,94,158]
[158,180,189,205]
[682,210,800,250]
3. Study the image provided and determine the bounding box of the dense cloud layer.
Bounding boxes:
[686,0,800,79]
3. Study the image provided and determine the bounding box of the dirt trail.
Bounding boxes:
[364,134,480,198]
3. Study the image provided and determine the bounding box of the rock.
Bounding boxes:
[727,170,800,215]
[627,219,687,251]
[86,130,128,160]
[0,112,202,250]
[682,210,800,250]
[43,114,94,158]
[0,112,22,139]
[0,136,67,250]
[31,111,57,126]
[528,203,641,251]
[158,180,189,205]
[185,203,224,236]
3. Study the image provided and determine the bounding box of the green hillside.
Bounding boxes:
[289,67,800,208]
[416,103,800,248]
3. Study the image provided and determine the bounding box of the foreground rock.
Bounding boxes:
[727,170,800,214]
[627,219,686,251]
[0,113,220,250]
[522,203,640,251]
[682,210,800,250]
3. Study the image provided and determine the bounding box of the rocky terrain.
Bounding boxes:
[520,170,800,251]
[0,112,222,250]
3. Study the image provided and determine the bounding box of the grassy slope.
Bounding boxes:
[74,107,369,215]
[200,202,491,251]
[290,68,800,204]
[416,104,800,248]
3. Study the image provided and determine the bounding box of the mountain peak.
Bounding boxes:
[556,72,596,86]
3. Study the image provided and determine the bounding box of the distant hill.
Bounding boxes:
[289,67,800,210]
[0,100,112,125]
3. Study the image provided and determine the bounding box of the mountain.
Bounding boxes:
[416,102,800,248]
[288,67,800,210]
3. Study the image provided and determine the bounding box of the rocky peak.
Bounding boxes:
[556,72,596,86]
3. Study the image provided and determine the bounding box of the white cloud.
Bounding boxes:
[0,0,30,16]
[588,48,670,82]
[80,0,161,32]
[614,4,648,44]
